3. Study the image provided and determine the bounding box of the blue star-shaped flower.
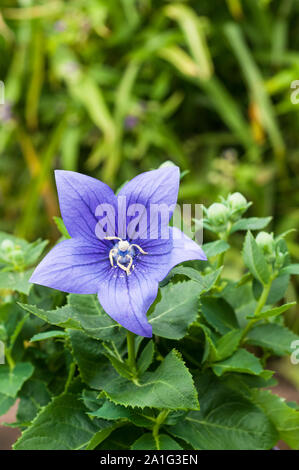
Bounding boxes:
[30,167,206,337]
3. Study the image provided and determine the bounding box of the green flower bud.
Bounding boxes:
[256,231,274,254]
[228,192,247,211]
[207,203,230,226]
[1,239,15,253]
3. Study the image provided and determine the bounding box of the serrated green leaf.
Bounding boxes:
[230,217,272,234]
[0,363,34,397]
[246,324,299,355]
[168,373,277,450]
[211,349,264,377]
[149,281,200,339]
[200,296,239,334]
[90,401,153,428]
[131,433,182,450]
[20,293,124,342]
[243,231,270,285]
[70,331,199,410]
[13,393,111,450]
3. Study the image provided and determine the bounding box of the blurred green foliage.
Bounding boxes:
[0,0,299,251]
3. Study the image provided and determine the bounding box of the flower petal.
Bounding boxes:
[55,170,116,242]
[168,227,207,270]
[30,238,110,294]
[117,166,180,240]
[97,269,158,337]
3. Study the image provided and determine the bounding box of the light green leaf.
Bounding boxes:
[252,389,299,449]
[53,216,71,239]
[202,240,230,258]
[211,349,264,377]
[243,231,270,285]
[0,268,34,295]
[230,217,272,234]
[280,264,299,275]
[0,363,34,397]
[131,433,182,450]
[215,329,243,361]
[149,281,200,339]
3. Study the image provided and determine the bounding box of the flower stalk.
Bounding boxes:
[126,330,137,375]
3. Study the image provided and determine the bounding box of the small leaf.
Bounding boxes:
[0,269,34,295]
[243,231,270,285]
[230,217,272,234]
[30,330,67,342]
[53,216,71,239]
[246,302,296,320]
[202,240,230,258]
[215,329,243,361]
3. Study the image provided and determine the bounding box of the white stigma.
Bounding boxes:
[118,240,130,252]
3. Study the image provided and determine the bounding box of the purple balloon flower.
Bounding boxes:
[30,167,207,337]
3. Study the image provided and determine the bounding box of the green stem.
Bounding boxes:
[5,348,15,371]
[64,362,76,393]
[126,330,136,373]
[152,410,170,450]
[241,278,273,342]
[216,223,231,269]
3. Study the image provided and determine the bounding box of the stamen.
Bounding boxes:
[106,238,147,275]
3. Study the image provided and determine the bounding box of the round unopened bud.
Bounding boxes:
[228,192,247,211]
[1,239,15,253]
[207,203,230,226]
[256,231,274,254]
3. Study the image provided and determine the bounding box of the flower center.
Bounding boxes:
[104,236,148,275]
